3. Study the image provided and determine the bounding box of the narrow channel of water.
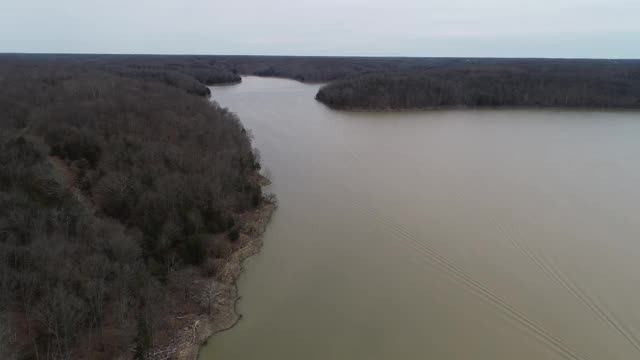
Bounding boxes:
[200,76,640,360]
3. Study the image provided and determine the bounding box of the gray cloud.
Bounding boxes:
[1,0,638,57]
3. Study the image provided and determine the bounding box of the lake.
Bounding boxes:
[199,76,640,360]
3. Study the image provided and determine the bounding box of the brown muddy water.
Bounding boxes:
[199,76,640,360]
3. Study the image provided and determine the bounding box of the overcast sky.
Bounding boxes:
[1,0,638,58]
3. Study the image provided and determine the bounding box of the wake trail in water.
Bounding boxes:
[345,195,588,360]
[333,128,587,359]
[413,168,638,357]
[497,219,640,354]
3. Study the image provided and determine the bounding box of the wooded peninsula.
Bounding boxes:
[315,59,640,110]
[0,55,269,360]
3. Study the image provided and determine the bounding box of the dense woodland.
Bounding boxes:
[2,54,640,359]
[0,59,264,359]
[315,60,640,110]
[0,54,468,84]
[9,55,640,106]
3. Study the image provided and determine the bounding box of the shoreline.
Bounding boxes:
[239,74,327,85]
[178,200,275,360]
[207,80,242,87]
[315,101,640,113]
[147,196,276,360]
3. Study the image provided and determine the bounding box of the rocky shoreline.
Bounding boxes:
[182,200,275,360]
[147,199,275,360]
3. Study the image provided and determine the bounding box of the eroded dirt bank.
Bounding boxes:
[148,199,275,360]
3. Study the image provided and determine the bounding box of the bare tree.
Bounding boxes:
[0,248,10,311]
[197,281,225,316]
[16,273,40,360]
[81,255,111,330]
[0,311,12,359]
[37,284,86,360]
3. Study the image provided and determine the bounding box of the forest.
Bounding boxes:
[315,59,640,110]
[9,55,640,108]
[0,54,470,84]
[3,53,640,359]
[0,58,265,359]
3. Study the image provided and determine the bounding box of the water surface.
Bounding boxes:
[200,76,640,360]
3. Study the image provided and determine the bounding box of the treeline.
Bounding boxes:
[0,61,264,359]
[0,54,465,84]
[315,60,640,110]
[6,55,640,97]
[0,54,242,97]
[98,55,242,94]
[209,55,456,82]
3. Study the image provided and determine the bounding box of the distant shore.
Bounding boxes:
[316,103,640,113]
[315,66,640,111]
